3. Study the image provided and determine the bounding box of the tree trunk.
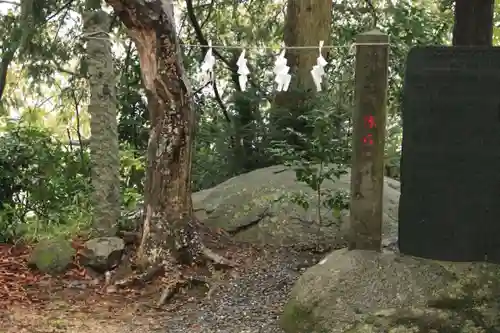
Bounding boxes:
[271,0,333,151]
[452,0,494,46]
[105,0,201,266]
[83,0,121,237]
[282,0,333,92]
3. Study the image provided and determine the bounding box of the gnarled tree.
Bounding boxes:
[104,0,228,272]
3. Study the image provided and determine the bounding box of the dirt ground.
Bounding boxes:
[0,239,321,333]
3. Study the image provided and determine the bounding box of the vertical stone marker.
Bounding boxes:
[348,30,389,251]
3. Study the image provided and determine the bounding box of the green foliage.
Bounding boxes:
[0,119,152,242]
[119,143,145,209]
[0,0,475,243]
[184,0,454,189]
[116,44,149,152]
[191,88,274,191]
[385,115,403,179]
[0,120,91,242]
[269,93,351,223]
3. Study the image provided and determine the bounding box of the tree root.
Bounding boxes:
[113,264,165,288]
[110,214,238,306]
[154,242,235,306]
[157,274,210,306]
[200,245,237,267]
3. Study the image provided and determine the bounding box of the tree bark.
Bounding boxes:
[281,0,333,92]
[83,0,121,237]
[452,0,494,46]
[104,0,201,266]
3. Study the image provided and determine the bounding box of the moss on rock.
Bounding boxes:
[28,238,75,275]
[281,249,500,333]
[281,301,320,333]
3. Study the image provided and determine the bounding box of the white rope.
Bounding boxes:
[80,31,389,50]
[81,30,389,92]
[172,43,388,50]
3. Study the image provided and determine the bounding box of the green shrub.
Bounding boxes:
[0,120,91,242]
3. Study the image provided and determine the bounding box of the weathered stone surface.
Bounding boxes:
[79,236,125,272]
[192,165,400,249]
[281,248,500,333]
[28,238,76,275]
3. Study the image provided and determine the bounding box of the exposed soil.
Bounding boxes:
[1,239,325,333]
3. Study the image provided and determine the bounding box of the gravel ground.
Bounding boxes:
[4,246,323,333]
[161,248,322,333]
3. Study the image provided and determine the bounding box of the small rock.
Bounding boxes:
[67,280,87,289]
[79,236,125,273]
[90,278,100,286]
[106,285,118,293]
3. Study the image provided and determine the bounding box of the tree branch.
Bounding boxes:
[184,0,270,102]
[184,0,231,123]
[46,0,75,22]
[212,79,230,123]
[51,60,82,78]
[200,0,215,29]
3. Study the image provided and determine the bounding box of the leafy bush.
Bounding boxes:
[119,143,145,209]
[269,92,351,223]
[0,120,91,242]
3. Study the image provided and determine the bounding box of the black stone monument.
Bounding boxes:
[399,46,500,264]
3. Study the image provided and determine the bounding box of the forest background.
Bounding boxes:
[0,0,496,244]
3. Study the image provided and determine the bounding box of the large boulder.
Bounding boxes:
[193,165,400,249]
[281,249,500,333]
